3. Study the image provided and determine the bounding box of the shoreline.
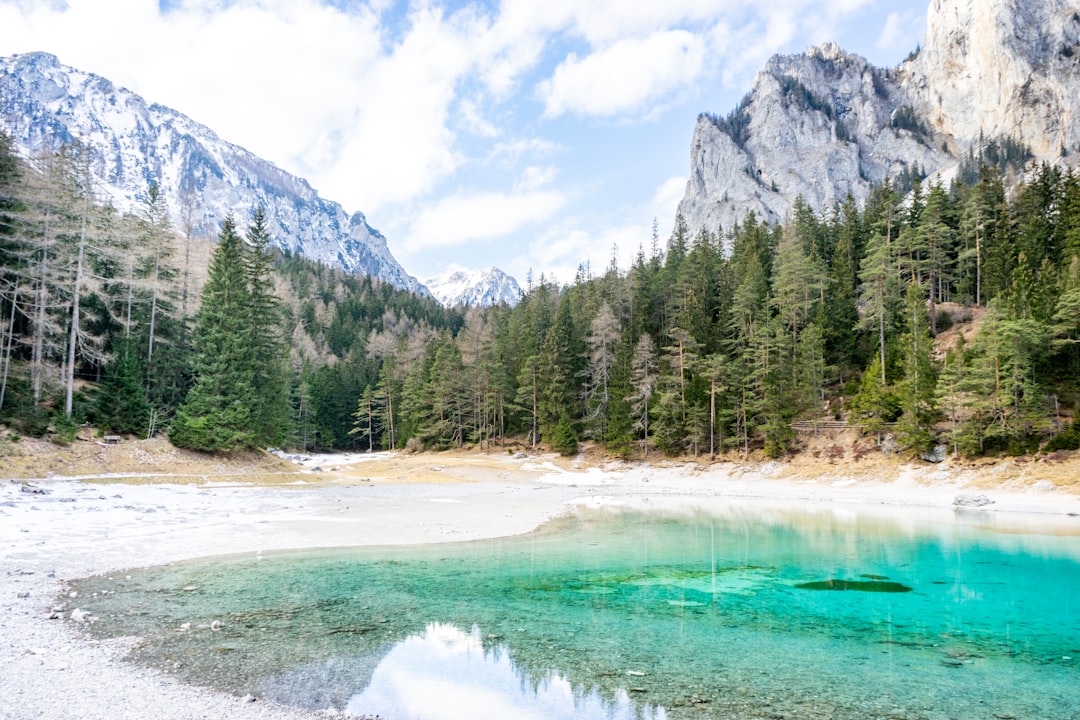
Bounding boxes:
[2,450,1079,720]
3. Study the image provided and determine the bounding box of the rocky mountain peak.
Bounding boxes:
[677,0,1080,241]
[676,40,943,236]
[0,52,430,297]
[425,267,522,308]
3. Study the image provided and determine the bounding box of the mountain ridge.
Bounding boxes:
[0,51,430,297]
[425,266,522,308]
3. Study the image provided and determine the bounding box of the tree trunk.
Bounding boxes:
[0,290,18,411]
[64,204,87,417]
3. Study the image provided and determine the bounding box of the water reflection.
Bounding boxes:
[345,623,665,720]
[71,502,1080,719]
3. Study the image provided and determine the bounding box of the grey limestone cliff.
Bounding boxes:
[677,0,1080,239]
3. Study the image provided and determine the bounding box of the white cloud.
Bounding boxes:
[458,98,501,138]
[0,0,902,286]
[876,10,924,56]
[653,176,689,227]
[538,30,705,118]
[487,138,563,167]
[402,189,566,254]
[513,174,687,284]
[515,165,559,191]
[0,0,492,214]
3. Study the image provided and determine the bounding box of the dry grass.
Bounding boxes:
[0,432,299,484]
[2,428,1077,494]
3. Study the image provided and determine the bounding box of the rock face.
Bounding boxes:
[0,52,429,297]
[425,267,522,308]
[909,0,1080,159]
[678,0,1080,238]
[677,42,946,236]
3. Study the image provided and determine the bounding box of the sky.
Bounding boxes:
[0,0,928,287]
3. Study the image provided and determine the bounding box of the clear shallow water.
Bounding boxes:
[73,503,1080,719]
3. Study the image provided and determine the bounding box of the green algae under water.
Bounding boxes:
[73,503,1080,719]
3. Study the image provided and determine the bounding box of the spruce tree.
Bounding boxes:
[94,335,151,436]
[244,207,289,446]
[170,217,255,451]
[849,355,899,443]
[896,281,939,453]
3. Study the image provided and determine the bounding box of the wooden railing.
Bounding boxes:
[789,420,896,432]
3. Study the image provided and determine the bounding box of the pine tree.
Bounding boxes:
[936,338,968,458]
[959,307,1050,453]
[699,353,730,455]
[536,294,579,444]
[95,180,186,426]
[245,206,289,446]
[583,301,620,443]
[349,384,379,452]
[896,281,939,452]
[170,217,256,451]
[515,354,540,450]
[770,222,824,348]
[627,333,658,457]
[849,355,899,442]
[826,196,864,372]
[858,231,899,383]
[917,183,955,333]
[94,335,151,436]
[958,168,1004,306]
[426,331,468,447]
[795,322,827,431]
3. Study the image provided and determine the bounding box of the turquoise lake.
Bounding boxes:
[73,503,1080,719]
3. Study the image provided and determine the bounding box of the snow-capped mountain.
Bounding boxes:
[425,267,522,308]
[0,52,429,296]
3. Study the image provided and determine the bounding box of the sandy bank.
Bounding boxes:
[1,448,1078,720]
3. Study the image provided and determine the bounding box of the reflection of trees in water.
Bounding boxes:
[73,507,1080,720]
[342,623,663,720]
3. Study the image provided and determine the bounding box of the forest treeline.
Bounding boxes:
[2,128,1080,459]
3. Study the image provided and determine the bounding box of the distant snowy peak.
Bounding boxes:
[425,267,522,308]
[0,51,429,297]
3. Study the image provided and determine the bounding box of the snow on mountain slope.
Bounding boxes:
[0,52,429,296]
[425,267,522,308]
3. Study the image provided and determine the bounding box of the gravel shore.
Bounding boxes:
[2,450,1077,720]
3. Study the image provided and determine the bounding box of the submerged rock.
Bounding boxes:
[795,579,912,593]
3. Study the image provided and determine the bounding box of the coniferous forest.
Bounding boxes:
[3,129,1080,460]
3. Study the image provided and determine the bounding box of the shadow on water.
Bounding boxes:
[795,578,912,592]
[71,503,1080,719]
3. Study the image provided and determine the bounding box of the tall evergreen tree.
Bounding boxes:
[170,217,256,451]
[583,301,620,443]
[245,206,290,446]
[896,281,939,452]
[627,333,658,457]
[858,231,900,383]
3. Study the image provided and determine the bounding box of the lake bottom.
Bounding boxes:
[73,502,1080,719]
